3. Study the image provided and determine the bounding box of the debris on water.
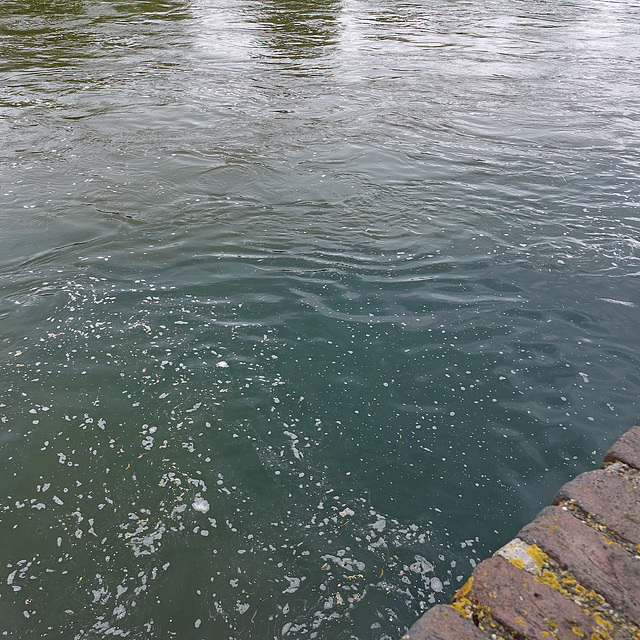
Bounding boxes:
[430,577,443,592]
[282,576,301,594]
[410,555,434,574]
[216,361,229,368]
[339,508,354,517]
[371,517,386,532]
[192,496,210,514]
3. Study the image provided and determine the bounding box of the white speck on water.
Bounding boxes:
[216,361,229,368]
[283,576,301,594]
[371,517,386,532]
[192,496,210,514]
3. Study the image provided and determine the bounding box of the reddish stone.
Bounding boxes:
[460,555,628,640]
[400,605,490,640]
[553,468,640,546]
[603,426,640,470]
[518,505,640,625]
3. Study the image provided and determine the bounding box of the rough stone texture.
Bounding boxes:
[400,605,490,640]
[459,555,629,640]
[553,468,640,546]
[518,505,640,625]
[603,425,640,470]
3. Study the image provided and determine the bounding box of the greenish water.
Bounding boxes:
[2,0,640,638]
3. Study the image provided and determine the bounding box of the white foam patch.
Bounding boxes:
[192,496,210,514]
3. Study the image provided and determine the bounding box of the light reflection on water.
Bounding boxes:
[1,0,640,638]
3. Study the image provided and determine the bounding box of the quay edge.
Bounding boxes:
[401,425,640,640]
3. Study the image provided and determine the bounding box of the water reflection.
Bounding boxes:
[104,0,191,19]
[3,0,640,638]
[254,0,341,59]
[0,0,190,72]
[4,0,85,16]
[0,0,189,22]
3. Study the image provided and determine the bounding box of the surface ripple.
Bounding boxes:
[2,0,640,638]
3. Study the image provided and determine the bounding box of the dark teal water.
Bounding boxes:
[2,0,640,638]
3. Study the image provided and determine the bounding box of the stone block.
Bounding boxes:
[400,605,490,640]
[518,505,640,625]
[553,468,640,546]
[603,426,640,470]
[459,555,628,640]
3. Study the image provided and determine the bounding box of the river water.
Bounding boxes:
[1,0,640,638]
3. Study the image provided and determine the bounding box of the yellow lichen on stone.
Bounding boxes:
[593,613,613,631]
[514,616,526,627]
[455,576,473,600]
[587,590,606,606]
[510,557,525,570]
[526,543,548,568]
[537,569,562,592]
[450,600,471,619]
[571,626,585,637]
[451,577,475,620]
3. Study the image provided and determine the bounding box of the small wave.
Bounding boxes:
[597,298,636,307]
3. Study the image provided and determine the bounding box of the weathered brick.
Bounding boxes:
[553,468,640,546]
[518,505,640,625]
[400,605,490,640]
[603,426,640,470]
[459,555,628,640]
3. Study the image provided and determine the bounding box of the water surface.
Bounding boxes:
[2,0,640,638]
